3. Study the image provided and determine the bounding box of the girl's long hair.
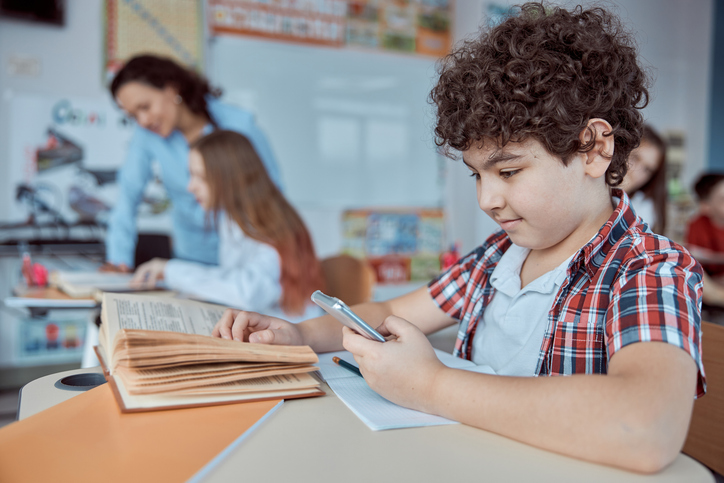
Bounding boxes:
[634,125,667,235]
[191,130,324,315]
[110,54,221,127]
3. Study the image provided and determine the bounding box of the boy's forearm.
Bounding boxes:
[423,343,696,473]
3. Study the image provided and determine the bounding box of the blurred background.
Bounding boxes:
[0,0,717,413]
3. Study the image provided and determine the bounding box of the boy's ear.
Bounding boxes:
[578,118,614,179]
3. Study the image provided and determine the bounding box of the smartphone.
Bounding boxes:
[311,290,385,342]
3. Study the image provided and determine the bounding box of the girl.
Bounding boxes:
[132,130,324,321]
[619,124,667,234]
[106,54,282,271]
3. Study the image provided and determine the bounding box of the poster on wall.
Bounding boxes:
[105,0,204,77]
[2,94,171,236]
[207,0,452,57]
[341,208,445,283]
[208,0,347,46]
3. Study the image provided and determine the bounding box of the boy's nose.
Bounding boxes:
[477,181,504,212]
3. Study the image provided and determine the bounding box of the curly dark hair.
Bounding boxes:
[110,54,222,127]
[430,2,650,186]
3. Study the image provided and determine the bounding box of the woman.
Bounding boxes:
[106,54,282,270]
[132,130,324,321]
[619,124,667,234]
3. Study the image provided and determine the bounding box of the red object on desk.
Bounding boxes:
[20,253,48,287]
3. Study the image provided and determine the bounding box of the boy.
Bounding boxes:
[686,173,724,276]
[213,3,704,473]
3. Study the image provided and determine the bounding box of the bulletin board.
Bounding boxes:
[207,0,452,57]
[341,208,445,282]
[105,0,205,76]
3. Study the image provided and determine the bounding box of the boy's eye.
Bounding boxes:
[468,171,480,180]
[500,169,520,179]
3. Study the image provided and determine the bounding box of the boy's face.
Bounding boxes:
[463,138,610,253]
[702,181,724,226]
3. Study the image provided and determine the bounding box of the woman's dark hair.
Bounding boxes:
[430,2,650,186]
[633,124,667,234]
[110,54,222,127]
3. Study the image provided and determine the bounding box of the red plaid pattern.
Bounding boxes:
[429,190,706,397]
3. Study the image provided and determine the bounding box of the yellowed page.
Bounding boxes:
[118,365,319,394]
[101,293,229,372]
[112,373,321,411]
[111,329,318,368]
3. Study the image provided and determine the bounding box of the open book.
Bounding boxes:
[50,270,166,299]
[97,293,324,412]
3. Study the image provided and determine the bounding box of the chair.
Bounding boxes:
[682,321,724,476]
[320,254,376,306]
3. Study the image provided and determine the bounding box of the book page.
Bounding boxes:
[104,292,226,336]
[101,293,228,364]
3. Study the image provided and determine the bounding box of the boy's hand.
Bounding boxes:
[342,315,445,412]
[99,262,131,273]
[213,309,304,345]
[130,258,168,288]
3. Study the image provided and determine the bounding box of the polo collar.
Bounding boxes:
[573,188,640,279]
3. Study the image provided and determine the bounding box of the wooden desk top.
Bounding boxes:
[16,365,714,483]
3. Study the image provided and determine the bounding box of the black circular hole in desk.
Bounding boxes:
[54,373,107,391]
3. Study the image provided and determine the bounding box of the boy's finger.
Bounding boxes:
[214,310,237,339]
[231,312,254,341]
[342,326,380,354]
[248,328,292,345]
[378,315,413,336]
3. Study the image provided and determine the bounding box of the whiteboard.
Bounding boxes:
[210,36,444,210]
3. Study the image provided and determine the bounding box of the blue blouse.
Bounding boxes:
[105,99,282,267]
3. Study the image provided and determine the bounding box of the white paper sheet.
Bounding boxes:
[317,349,488,431]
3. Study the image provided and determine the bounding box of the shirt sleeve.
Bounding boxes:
[163,237,282,311]
[605,243,706,397]
[427,248,481,320]
[106,129,153,267]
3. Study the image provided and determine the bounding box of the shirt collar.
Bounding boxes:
[489,244,529,295]
[490,243,574,296]
[571,188,640,279]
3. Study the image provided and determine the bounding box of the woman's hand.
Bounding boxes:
[213,309,305,345]
[130,258,168,288]
[342,315,446,413]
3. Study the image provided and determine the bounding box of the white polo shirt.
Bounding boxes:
[470,243,574,376]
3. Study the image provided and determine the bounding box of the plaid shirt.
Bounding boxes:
[429,190,706,397]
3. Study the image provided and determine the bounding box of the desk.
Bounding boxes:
[17,336,715,483]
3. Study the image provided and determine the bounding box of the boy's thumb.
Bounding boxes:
[380,315,411,335]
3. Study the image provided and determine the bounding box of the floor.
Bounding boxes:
[0,387,20,429]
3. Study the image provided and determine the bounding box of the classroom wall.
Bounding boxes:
[0,0,715,257]
[708,0,724,171]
